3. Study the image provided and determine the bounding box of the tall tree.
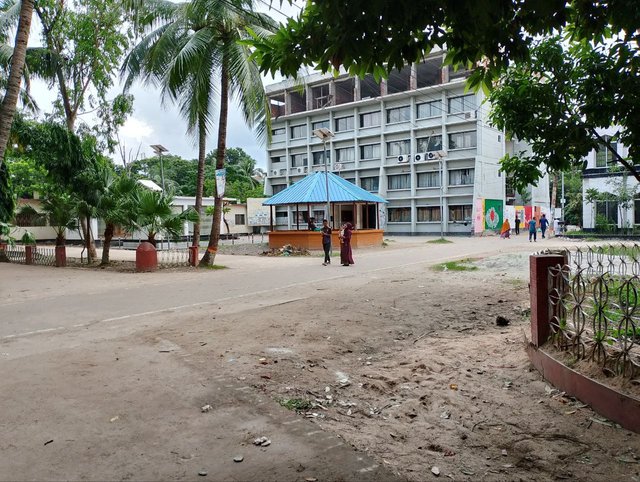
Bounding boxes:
[0,0,34,169]
[123,0,274,259]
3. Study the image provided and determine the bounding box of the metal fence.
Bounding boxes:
[3,245,56,267]
[548,244,640,378]
[157,248,192,268]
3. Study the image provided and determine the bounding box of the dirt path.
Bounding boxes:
[1,241,638,481]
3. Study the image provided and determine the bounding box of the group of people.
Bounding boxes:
[500,213,550,242]
[318,218,354,267]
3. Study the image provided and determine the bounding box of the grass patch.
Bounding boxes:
[278,398,313,411]
[427,238,453,244]
[433,258,478,271]
[202,264,228,270]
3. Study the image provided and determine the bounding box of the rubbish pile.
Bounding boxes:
[262,244,310,257]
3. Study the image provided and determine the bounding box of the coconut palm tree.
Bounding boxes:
[0,0,34,169]
[122,0,274,260]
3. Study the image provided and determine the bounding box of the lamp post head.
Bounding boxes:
[150,144,169,155]
[312,128,335,141]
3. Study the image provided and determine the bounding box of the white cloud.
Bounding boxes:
[121,117,153,140]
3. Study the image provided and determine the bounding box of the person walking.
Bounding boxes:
[540,213,549,238]
[339,222,354,266]
[528,217,538,242]
[321,219,332,266]
[514,215,520,235]
[500,219,511,239]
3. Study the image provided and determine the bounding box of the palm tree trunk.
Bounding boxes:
[85,216,93,263]
[0,0,34,169]
[200,58,229,266]
[192,118,206,247]
[101,223,114,265]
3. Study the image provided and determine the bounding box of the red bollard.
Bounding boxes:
[55,245,66,267]
[25,245,34,265]
[136,241,157,272]
[529,254,566,346]
[188,246,199,267]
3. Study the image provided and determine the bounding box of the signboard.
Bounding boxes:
[215,168,226,197]
[484,199,503,231]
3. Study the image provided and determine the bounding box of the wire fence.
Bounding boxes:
[3,245,57,267]
[4,245,26,263]
[547,244,640,378]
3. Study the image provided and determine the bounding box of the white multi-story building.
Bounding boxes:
[264,55,531,234]
[582,128,639,230]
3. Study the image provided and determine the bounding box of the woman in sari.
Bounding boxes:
[339,222,354,266]
[500,219,511,239]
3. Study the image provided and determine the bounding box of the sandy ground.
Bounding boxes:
[1,236,639,481]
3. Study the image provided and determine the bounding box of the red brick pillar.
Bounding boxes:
[529,254,566,346]
[136,241,157,272]
[25,245,34,265]
[55,246,66,267]
[188,246,199,267]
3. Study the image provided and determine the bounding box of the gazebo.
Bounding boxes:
[263,172,388,249]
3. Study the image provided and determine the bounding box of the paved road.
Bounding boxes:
[0,235,575,340]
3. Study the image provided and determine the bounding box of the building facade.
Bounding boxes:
[582,128,640,230]
[264,55,521,235]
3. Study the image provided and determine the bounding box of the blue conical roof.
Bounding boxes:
[263,172,387,206]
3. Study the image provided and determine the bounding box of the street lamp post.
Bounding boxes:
[150,144,169,193]
[312,128,335,224]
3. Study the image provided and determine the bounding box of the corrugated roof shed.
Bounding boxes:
[263,172,387,206]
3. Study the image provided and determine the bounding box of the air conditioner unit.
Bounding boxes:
[427,151,438,160]
[279,169,286,175]
[397,155,408,163]
[296,167,303,173]
[303,166,308,173]
[464,111,477,119]
[415,153,425,162]
[271,170,278,176]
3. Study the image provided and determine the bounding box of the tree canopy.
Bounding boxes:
[251,1,639,87]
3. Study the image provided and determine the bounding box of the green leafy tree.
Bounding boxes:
[123,0,275,252]
[0,161,14,222]
[5,155,48,198]
[489,36,640,190]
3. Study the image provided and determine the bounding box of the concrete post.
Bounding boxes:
[529,254,566,346]
[25,245,34,265]
[55,245,66,267]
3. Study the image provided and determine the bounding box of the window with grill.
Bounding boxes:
[336,147,355,162]
[290,124,307,139]
[360,111,381,128]
[448,94,476,114]
[360,144,381,160]
[361,177,379,192]
[312,120,330,131]
[235,214,246,225]
[417,206,441,222]
[334,116,354,132]
[417,171,440,188]
[272,184,287,194]
[448,205,473,222]
[449,168,475,185]
[595,141,617,167]
[388,174,411,190]
[312,151,330,165]
[448,131,477,149]
[388,207,411,222]
[416,100,442,119]
[386,106,410,124]
[272,127,285,136]
[417,135,443,152]
[596,200,618,224]
[291,153,307,167]
[386,139,410,157]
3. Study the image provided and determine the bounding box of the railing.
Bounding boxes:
[4,245,57,267]
[547,244,640,378]
[157,248,191,268]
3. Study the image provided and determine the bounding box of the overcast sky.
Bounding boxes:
[26,1,304,170]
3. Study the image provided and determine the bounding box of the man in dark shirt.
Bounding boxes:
[540,214,549,238]
[321,219,332,265]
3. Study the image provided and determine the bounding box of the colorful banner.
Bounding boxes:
[215,168,226,197]
[503,205,516,228]
[484,199,503,231]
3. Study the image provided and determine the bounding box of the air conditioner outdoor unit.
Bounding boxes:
[415,153,425,161]
[297,167,303,173]
[272,170,278,176]
[397,155,407,163]
[427,151,438,160]
[464,111,477,119]
[303,166,308,173]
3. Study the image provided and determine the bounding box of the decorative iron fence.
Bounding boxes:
[157,248,191,268]
[4,245,57,266]
[547,244,640,378]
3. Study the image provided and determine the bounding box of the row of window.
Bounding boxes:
[272,131,476,167]
[272,169,474,194]
[387,205,473,223]
[277,94,476,139]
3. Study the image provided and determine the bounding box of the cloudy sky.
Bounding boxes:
[27,1,304,170]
